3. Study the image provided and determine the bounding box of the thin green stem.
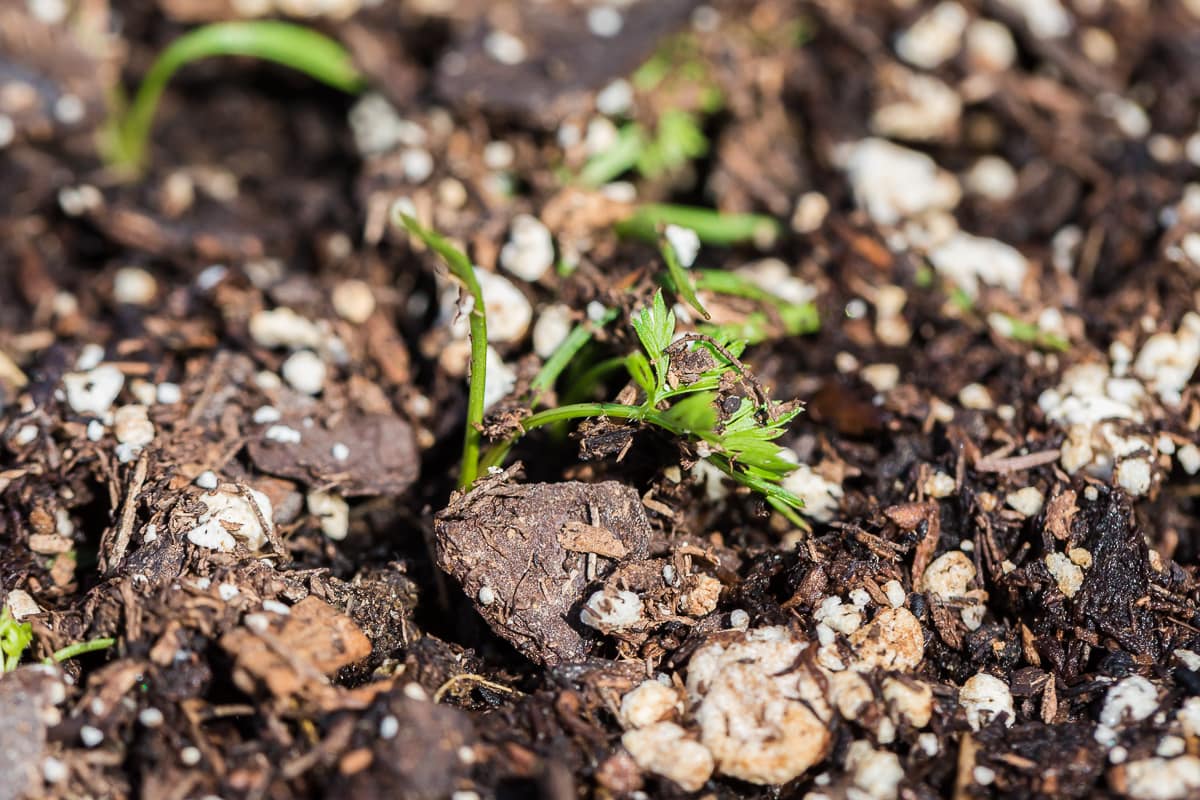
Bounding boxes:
[529,309,618,401]
[110,21,365,170]
[398,214,488,487]
[50,637,116,664]
[616,204,780,247]
[479,402,650,472]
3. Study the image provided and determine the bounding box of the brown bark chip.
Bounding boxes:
[435,476,652,665]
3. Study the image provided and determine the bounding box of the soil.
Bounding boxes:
[2,1,1200,799]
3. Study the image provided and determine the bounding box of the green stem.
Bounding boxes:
[112,21,365,170]
[529,309,618,401]
[479,402,650,472]
[50,637,116,664]
[398,215,488,487]
[616,204,780,247]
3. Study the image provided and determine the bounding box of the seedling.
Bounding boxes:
[617,204,780,248]
[106,21,365,171]
[1,606,33,672]
[579,110,710,187]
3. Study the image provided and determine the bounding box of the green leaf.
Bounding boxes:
[1,606,33,672]
[660,228,710,320]
[631,290,676,397]
[625,352,657,398]
[109,21,365,171]
[659,392,719,435]
[580,123,646,187]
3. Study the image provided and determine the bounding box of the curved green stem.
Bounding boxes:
[110,21,365,170]
[50,637,115,664]
[479,402,650,472]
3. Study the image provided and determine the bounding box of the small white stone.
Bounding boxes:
[282,350,326,395]
[883,580,907,608]
[929,232,1028,299]
[156,382,182,405]
[815,596,862,635]
[484,30,527,65]
[922,551,976,600]
[729,609,750,629]
[217,583,239,601]
[895,2,968,69]
[781,462,844,523]
[924,471,956,499]
[532,304,573,359]
[621,722,714,792]
[846,740,904,800]
[253,406,282,425]
[1100,676,1159,729]
[403,682,428,701]
[64,365,125,416]
[965,19,1017,72]
[0,115,12,149]
[472,271,533,343]
[1158,736,1186,758]
[620,680,682,729]
[882,677,933,729]
[379,715,399,739]
[1124,756,1200,800]
[477,586,496,606]
[918,732,939,756]
[401,148,434,184]
[482,346,516,410]
[596,78,633,116]
[249,308,322,349]
[587,6,624,38]
[1179,444,1200,475]
[664,224,701,268]
[80,725,104,748]
[791,191,830,234]
[142,523,158,543]
[1178,697,1200,737]
[114,405,155,449]
[138,707,165,727]
[580,587,643,630]
[307,491,349,540]
[841,138,960,226]
[180,746,202,766]
[500,215,555,283]
[996,0,1072,39]
[861,363,900,393]
[195,471,218,490]
[113,267,158,306]
[331,442,350,461]
[1116,457,1153,496]
[77,343,105,371]
[958,382,993,410]
[196,264,228,291]
[974,766,996,786]
[13,424,37,446]
[264,424,302,444]
[482,140,514,170]
[1044,552,1084,598]
[42,757,68,784]
[332,280,376,324]
[959,673,1014,730]
[6,589,41,620]
[1006,486,1045,517]
[871,69,961,142]
[964,156,1018,202]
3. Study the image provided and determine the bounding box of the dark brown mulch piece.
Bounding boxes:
[247,412,418,497]
[435,474,652,665]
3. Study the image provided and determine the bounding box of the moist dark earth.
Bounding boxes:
[3,1,1200,798]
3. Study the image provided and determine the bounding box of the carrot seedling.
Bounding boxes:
[107,21,366,171]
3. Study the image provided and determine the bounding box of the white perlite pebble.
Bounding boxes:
[156,382,182,404]
[186,486,273,552]
[265,424,302,444]
[964,156,1018,202]
[580,588,643,631]
[870,69,961,142]
[484,30,527,65]
[686,627,831,784]
[928,232,1028,299]
[1123,757,1200,800]
[282,350,326,395]
[113,267,157,306]
[841,138,960,226]
[307,490,349,540]
[80,725,104,748]
[882,677,933,728]
[249,308,322,349]
[1006,486,1045,517]
[895,2,967,69]
[924,471,956,499]
[781,461,844,523]
[959,673,1014,730]
[6,589,42,620]
[332,280,376,324]
[532,304,573,359]
[1178,697,1200,738]
[253,406,282,425]
[815,596,862,635]
[621,722,714,792]
[1116,457,1153,496]
[729,609,750,629]
[922,551,976,600]
[401,148,434,183]
[735,258,817,306]
[13,424,37,446]
[114,404,155,451]
[1100,676,1159,729]
[138,707,164,727]
[64,365,125,416]
[596,79,633,116]
[846,740,905,800]
[860,363,900,393]
[996,0,1072,39]
[1044,552,1084,598]
[1132,312,1200,405]
[42,757,68,784]
[664,225,701,268]
[619,680,682,729]
[474,271,533,343]
[1179,444,1200,475]
[965,19,1017,72]
[500,214,555,282]
[883,580,907,609]
[587,6,624,38]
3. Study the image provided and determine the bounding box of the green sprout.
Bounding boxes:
[49,637,117,664]
[617,204,780,248]
[1,606,33,672]
[482,290,806,526]
[397,214,489,488]
[988,312,1070,352]
[106,21,365,171]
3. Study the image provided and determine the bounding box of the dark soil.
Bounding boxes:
[3,1,1200,799]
